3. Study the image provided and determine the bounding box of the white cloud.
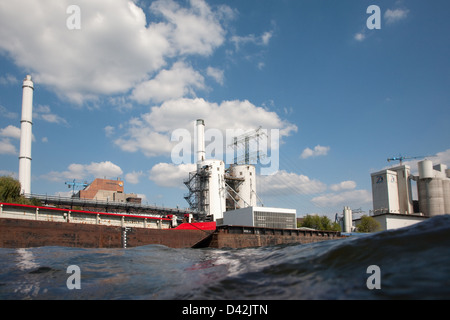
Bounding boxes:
[0,125,21,139]
[354,32,365,41]
[0,0,231,104]
[231,30,274,50]
[149,162,196,188]
[384,8,409,24]
[257,170,327,196]
[150,0,228,56]
[114,97,297,159]
[45,161,123,182]
[104,126,115,137]
[34,105,68,126]
[330,180,357,192]
[433,149,450,166]
[0,139,17,155]
[0,74,19,85]
[125,171,143,184]
[0,106,18,119]
[206,67,224,85]
[301,145,330,159]
[311,189,372,208]
[130,61,205,104]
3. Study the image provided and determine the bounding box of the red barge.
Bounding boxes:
[0,202,342,249]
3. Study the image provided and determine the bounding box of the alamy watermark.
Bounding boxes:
[171,126,280,175]
[66,265,81,290]
[366,265,381,290]
[66,5,81,30]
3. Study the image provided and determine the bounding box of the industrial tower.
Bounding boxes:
[18,75,34,195]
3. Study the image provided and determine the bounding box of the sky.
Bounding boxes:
[0,0,449,219]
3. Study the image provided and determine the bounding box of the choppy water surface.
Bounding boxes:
[1,215,449,300]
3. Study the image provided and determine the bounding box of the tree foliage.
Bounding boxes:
[0,176,41,205]
[357,215,381,233]
[300,214,341,231]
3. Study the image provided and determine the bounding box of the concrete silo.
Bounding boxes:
[417,160,447,217]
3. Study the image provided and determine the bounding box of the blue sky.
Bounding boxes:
[0,0,449,218]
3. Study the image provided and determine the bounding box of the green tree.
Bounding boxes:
[0,176,41,205]
[357,215,381,233]
[300,214,341,231]
[0,176,22,203]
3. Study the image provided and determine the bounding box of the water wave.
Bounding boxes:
[0,215,449,300]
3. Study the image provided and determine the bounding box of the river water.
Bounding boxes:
[1,214,449,300]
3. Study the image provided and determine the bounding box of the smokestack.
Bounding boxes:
[196,119,205,164]
[18,75,34,195]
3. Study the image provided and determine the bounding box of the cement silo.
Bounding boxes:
[343,206,353,233]
[229,164,257,208]
[443,174,450,214]
[200,159,226,222]
[417,160,446,217]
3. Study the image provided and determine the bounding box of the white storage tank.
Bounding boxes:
[200,159,226,222]
[343,206,353,233]
[418,160,434,179]
[230,164,257,208]
[443,179,450,214]
[418,178,445,217]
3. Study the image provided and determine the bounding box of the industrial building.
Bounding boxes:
[75,178,142,204]
[184,119,297,227]
[224,206,297,229]
[362,159,450,231]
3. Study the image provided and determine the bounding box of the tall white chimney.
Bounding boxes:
[18,75,34,195]
[196,119,205,164]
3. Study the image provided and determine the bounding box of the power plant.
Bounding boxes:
[18,75,34,195]
[184,119,296,229]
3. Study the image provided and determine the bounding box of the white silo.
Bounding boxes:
[417,160,445,217]
[18,75,34,195]
[443,177,450,214]
[200,159,226,222]
[194,119,226,222]
[343,206,352,233]
[230,164,257,208]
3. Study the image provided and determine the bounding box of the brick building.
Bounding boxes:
[77,178,141,204]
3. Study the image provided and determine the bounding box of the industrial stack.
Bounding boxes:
[18,75,34,195]
[184,119,296,228]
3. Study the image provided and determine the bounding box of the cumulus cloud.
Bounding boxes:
[0,0,231,104]
[45,161,123,182]
[231,30,274,50]
[130,61,205,104]
[206,67,224,85]
[330,180,357,192]
[114,97,297,159]
[257,170,327,196]
[301,145,330,159]
[0,139,17,155]
[149,162,196,188]
[34,105,68,126]
[0,125,21,140]
[125,171,144,184]
[384,8,409,24]
[0,125,20,155]
[311,189,372,208]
